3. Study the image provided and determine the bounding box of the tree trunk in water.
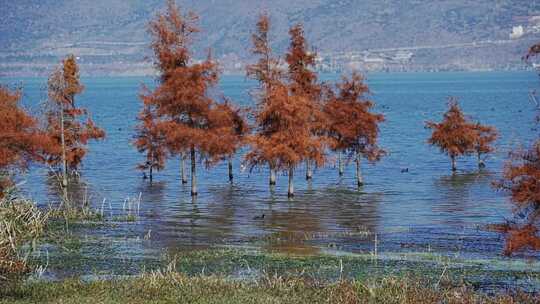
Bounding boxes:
[190,148,197,196]
[228,157,233,184]
[356,152,363,187]
[306,159,312,180]
[180,153,187,184]
[477,152,485,169]
[149,166,153,182]
[60,102,68,187]
[451,155,457,172]
[338,152,344,176]
[288,167,294,197]
[269,165,276,185]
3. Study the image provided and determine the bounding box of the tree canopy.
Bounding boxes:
[142,0,244,194]
[44,55,105,172]
[325,72,385,161]
[426,99,476,171]
[0,86,50,196]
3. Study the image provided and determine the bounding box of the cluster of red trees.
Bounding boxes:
[0,55,105,197]
[426,97,498,171]
[1,1,540,257]
[135,3,385,197]
[134,1,247,196]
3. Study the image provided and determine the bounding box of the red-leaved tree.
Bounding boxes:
[251,83,320,197]
[133,104,167,181]
[247,16,326,197]
[324,72,385,187]
[497,141,540,255]
[493,42,540,255]
[471,122,498,169]
[206,99,248,183]
[144,0,200,186]
[0,86,51,197]
[426,98,476,172]
[245,13,284,186]
[44,55,105,187]
[285,24,327,181]
[143,0,239,195]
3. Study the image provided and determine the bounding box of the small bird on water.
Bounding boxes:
[253,214,265,220]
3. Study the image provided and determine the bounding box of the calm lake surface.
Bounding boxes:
[2,72,540,279]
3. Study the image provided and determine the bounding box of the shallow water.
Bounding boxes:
[2,71,540,277]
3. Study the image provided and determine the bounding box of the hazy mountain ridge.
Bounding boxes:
[1,0,539,76]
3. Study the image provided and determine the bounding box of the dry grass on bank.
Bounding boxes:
[0,191,49,288]
[1,267,539,304]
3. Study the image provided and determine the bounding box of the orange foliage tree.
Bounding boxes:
[426,98,477,172]
[0,86,51,197]
[471,122,498,169]
[493,43,540,256]
[44,55,105,186]
[206,99,248,183]
[246,16,327,197]
[499,142,540,217]
[250,82,318,197]
[503,225,540,256]
[245,13,283,186]
[497,141,540,255]
[324,72,385,187]
[133,104,167,182]
[143,0,199,186]
[143,0,240,195]
[285,24,326,181]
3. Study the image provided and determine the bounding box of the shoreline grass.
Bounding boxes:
[1,271,539,304]
[0,187,138,289]
[20,244,540,298]
[2,188,540,303]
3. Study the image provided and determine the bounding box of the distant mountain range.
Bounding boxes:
[1,0,539,76]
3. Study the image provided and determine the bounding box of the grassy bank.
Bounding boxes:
[25,241,540,294]
[2,189,540,303]
[1,271,538,304]
[5,245,537,303]
[0,187,108,289]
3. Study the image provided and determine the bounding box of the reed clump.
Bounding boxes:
[0,190,50,288]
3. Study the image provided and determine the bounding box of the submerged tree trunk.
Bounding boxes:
[269,165,276,185]
[306,159,312,180]
[288,167,294,197]
[338,151,344,177]
[180,153,187,184]
[477,152,485,169]
[190,147,197,196]
[228,156,233,183]
[60,102,67,187]
[451,154,457,172]
[356,152,363,187]
[149,166,153,182]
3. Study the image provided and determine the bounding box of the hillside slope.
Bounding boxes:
[1,0,539,75]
